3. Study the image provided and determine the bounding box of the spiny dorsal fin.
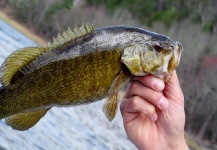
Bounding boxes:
[5,108,50,131]
[47,22,94,48]
[0,47,48,86]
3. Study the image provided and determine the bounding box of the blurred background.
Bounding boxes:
[0,0,216,149]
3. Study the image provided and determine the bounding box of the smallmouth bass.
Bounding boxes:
[0,23,183,130]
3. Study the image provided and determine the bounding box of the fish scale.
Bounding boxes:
[0,23,183,131]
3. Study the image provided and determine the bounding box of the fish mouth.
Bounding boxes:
[162,41,182,82]
[168,42,182,70]
[174,41,183,66]
[176,42,183,52]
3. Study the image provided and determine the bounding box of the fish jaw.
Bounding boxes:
[172,41,183,71]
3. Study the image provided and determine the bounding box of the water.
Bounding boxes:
[0,19,136,150]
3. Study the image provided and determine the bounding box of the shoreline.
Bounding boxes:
[0,11,47,46]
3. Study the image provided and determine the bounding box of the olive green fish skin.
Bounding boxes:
[0,49,124,119]
[0,25,180,120]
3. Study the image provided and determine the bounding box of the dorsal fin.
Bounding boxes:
[47,22,94,48]
[0,47,48,86]
[0,23,94,86]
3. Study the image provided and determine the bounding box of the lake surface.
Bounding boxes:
[0,19,136,150]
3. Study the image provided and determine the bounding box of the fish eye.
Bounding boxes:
[154,44,163,52]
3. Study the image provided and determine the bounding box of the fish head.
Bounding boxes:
[121,33,183,82]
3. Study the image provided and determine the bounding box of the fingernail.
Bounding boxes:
[159,98,169,109]
[152,113,158,121]
[153,81,161,91]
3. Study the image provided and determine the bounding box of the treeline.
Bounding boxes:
[1,0,217,34]
[87,0,217,33]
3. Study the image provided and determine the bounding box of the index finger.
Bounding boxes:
[131,75,165,92]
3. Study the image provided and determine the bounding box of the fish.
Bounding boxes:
[0,23,183,131]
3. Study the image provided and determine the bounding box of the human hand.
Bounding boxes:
[120,71,189,150]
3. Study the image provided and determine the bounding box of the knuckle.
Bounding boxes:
[128,81,139,91]
[129,96,140,107]
[125,96,140,111]
[146,105,155,115]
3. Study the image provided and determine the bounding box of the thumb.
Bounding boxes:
[163,70,184,105]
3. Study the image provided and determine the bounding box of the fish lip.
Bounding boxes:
[174,41,183,65]
[175,41,183,52]
[163,41,182,82]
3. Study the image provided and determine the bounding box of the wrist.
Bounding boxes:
[166,136,189,150]
[136,137,189,150]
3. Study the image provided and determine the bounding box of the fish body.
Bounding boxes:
[0,23,182,130]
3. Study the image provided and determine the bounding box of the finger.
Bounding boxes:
[132,75,165,92]
[120,96,158,122]
[124,80,169,110]
[164,70,184,105]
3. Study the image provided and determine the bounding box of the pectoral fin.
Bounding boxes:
[103,92,118,122]
[5,108,51,131]
[103,71,130,121]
